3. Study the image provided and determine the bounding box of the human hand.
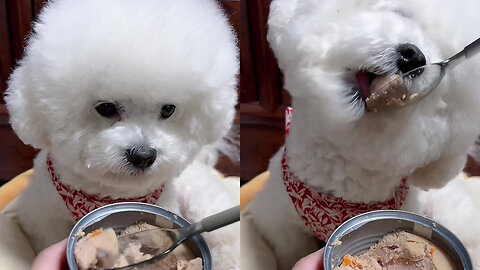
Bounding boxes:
[292,248,325,270]
[31,239,68,270]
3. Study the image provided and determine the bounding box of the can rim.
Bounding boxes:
[323,210,472,270]
[66,202,212,270]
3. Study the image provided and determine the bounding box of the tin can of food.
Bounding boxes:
[66,202,212,270]
[323,210,472,270]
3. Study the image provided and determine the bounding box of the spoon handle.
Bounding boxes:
[200,205,240,232]
[464,37,480,59]
[445,37,480,71]
[180,205,240,239]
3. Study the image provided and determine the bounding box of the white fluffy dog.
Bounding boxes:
[5,0,239,269]
[248,0,480,269]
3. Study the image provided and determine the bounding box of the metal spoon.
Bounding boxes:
[368,37,480,112]
[100,205,240,270]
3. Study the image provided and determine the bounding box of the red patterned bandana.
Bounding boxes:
[46,156,164,221]
[282,107,409,242]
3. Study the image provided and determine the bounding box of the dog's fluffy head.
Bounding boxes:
[269,0,480,188]
[5,0,238,189]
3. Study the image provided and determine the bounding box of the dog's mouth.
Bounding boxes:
[113,165,152,177]
[352,68,408,111]
[130,170,147,176]
[355,71,377,101]
[102,168,149,177]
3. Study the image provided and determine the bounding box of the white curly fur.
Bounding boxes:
[5,0,239,269]
[248,0,480,269]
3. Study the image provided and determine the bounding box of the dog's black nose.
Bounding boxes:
[126,146,157,169]
[397,43,426,74]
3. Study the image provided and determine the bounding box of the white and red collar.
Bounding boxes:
[282,107,409,242]
[46,156,164,221]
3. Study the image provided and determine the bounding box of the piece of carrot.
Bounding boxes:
[91,230,101,237]
[343,256,351,266]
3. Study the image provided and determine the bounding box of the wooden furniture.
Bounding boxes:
[0,0,46,185]
[240,0,289,183]
[0,0,240,185]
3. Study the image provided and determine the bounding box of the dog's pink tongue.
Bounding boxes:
[356,72,370,99]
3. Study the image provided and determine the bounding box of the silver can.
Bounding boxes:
[66,202,212,270]
[323,210,472,270]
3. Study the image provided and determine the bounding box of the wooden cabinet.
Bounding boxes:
[240,0,288,182]
[0,0,46,184]
[0,0,240,184]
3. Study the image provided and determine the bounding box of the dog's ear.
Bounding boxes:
[267,0,298,65]
[4,65,50,149]
[409,154,466,190]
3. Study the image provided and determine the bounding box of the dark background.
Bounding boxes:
[240,0,288,183]
[0,0,240,185]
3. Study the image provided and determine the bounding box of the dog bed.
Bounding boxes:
[0,169,239,270]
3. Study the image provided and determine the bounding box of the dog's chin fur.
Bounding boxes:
[5,0,239,268]
[248,0,480,269]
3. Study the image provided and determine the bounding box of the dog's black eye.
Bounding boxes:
[95,102,119,118]
[160,105,176,119]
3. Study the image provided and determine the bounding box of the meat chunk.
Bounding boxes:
[366,75,408,112]
[74,228,119,270]
[334,231,455,270]
[75,223,203,270]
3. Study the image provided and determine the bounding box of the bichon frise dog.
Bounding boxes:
[247,0,480,269]
[5,0,239,269]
